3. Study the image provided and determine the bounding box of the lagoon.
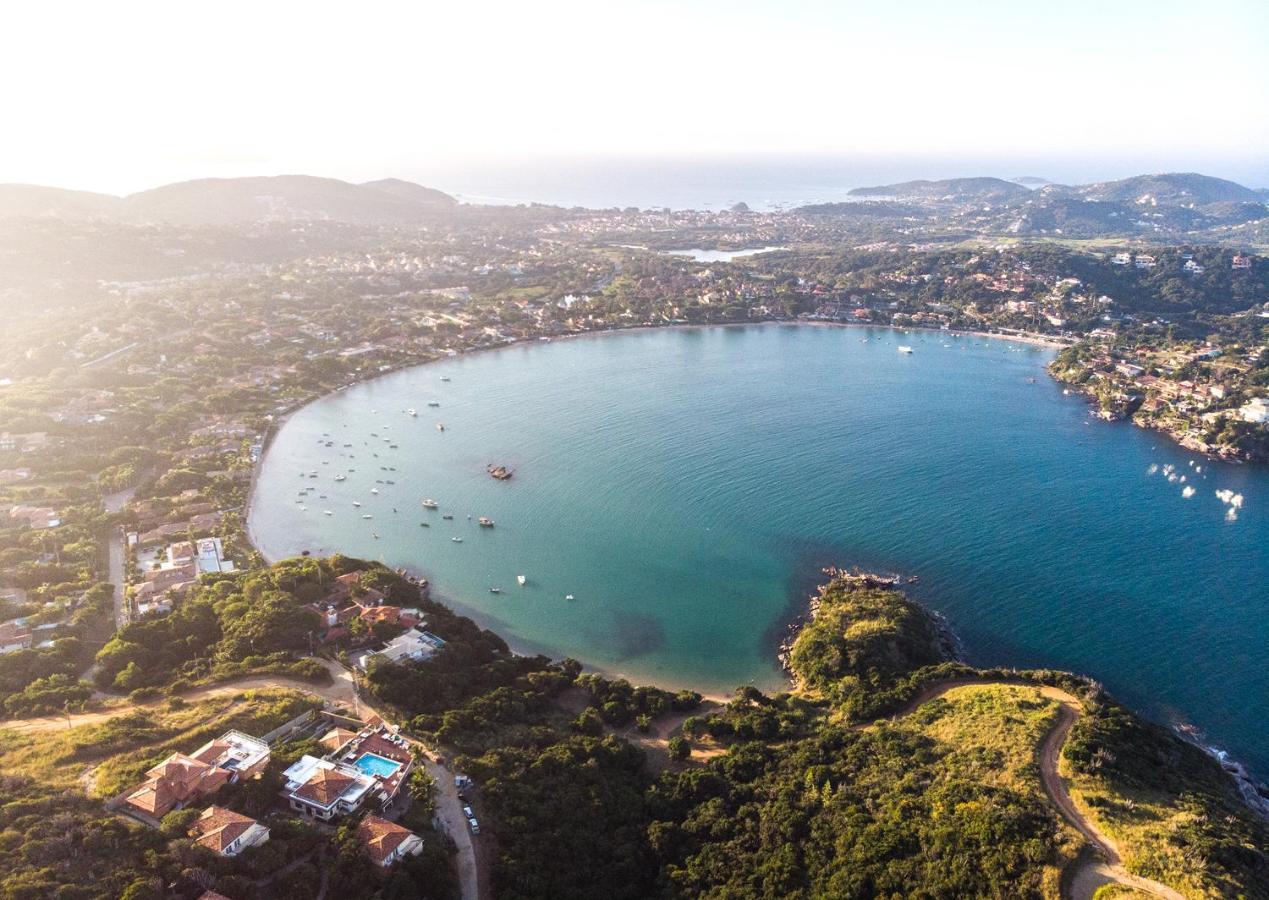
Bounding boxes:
[249,324,1269,774]
[664,246,787,263]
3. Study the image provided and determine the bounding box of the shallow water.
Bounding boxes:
[250,324,1269,773]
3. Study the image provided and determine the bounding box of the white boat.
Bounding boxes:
[362,514,373,519]
[334,474,346,482]
[440,376,451,382]
[421,498,438,509]
[452,537,463,543]
[517,575,527,586]
[353,501,362,507]
[428,400,441,407]
[324,510,333,516]
[371,488,379,494]
[898,346,914,354]
[407,408,418,417]
[565,594,575,601]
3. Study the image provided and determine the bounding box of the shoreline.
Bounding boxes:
[240,321,1266,789]
[243,319,1055,698]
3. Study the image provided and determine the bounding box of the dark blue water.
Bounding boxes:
[250,325,1268,773]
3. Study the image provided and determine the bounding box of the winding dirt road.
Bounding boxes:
[883,679,1184,900]
[1,669,1186,900]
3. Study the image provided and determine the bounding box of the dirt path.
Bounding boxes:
[880,678,1184,900]
[0,659,486,900]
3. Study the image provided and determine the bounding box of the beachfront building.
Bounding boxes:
[357,814,423,867]
[351,626,446,671]
[189,806,270,857]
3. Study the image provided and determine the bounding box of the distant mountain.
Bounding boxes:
[120,175,457,226]
[793,200,917,218]
[1071,172,1262,206]
[0,184,122,219]
[0,175,459,225]
[848,177,1031,203]
[361,178,457,208]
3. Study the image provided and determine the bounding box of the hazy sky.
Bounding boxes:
[4,0,1267,194]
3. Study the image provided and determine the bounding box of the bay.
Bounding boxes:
[249,324,1269,773]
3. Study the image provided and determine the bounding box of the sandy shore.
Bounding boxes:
[242,319,1061,700]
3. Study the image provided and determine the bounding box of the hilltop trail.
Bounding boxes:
[873,678,1185,900]
[1,668,1186,900]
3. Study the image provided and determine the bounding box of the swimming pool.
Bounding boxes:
[354,752,402,779]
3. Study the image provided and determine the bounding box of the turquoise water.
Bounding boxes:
[354,753,403,778]
[250,325,1269,774]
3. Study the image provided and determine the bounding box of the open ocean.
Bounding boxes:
[250,325,1269,775]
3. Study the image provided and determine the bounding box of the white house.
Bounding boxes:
[281,756,376,821]
[1239,397,1268,424]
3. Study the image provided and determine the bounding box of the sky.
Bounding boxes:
[2,0,1267,196]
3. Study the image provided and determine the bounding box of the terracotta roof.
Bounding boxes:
[124,753,231,818]
[190,805,260,853]
[319,727,358,752]
[191,740,231,765]
[356,732,411,764]
[125,777,177,817]
[356,814,420,866]
[295,767,355,806]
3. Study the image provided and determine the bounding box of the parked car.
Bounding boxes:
[467,816,480,835]
[462,804,474,819]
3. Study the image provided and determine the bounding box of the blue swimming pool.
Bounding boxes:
[354,752,402,778]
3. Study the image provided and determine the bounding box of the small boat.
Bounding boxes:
[362,514,373,519]
[428,400,441,407]
[408,408,418,417]
[353,501,362,507]
[324,510,333,516]
[437,423,445,432]
[420,522,430,527]
[372,532,379,539]
[487,464,513,480]
[565,594,575,601]
[898,346,914,354]
[478,517,495,527]
[334,474,346,482]
[442,514,454,520]
[451,537,463,543]
[421,498,439,509]
[489,587,502,594]
[371,488,380,494]
[440,376,451,382]
[517,575,527,586]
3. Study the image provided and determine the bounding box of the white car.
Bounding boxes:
[462,804,475,819]
[467,816,480,835]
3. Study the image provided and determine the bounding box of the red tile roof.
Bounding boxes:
[295,767,355,806]
[356,814,420,866]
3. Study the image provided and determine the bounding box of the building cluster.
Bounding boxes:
[114,718,425,868]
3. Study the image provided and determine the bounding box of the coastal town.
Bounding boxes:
[0,176,1267,898]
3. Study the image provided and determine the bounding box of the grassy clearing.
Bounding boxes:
[0,688,319,797]
[889,684,1061,795]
